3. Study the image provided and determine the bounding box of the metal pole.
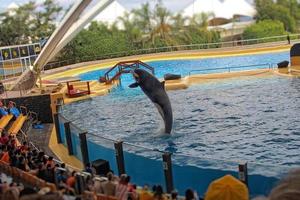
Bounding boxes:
[53,113,62,143]
[114,141,126,175]
[162,152,174,193]
[79,132,89,166]
[64,122,73,155]
[238,162,248,186]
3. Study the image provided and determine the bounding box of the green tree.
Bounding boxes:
[0,2,36,45]
[255,0,296,32]
[189,12,215,29]
[243,20,287,40]
[32,0,62,39]
[0,0,62,46]
[132,3,152,34]
[117,12,142,48]
[152,1,174,46]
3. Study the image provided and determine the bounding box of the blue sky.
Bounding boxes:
[0,0,254,13]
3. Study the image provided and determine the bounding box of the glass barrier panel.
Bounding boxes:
[122,142,165,191]
[172,153,238,196]
[70,123,83,161]
[58,114,68,147]
[247,162,292,196]
[86,133,118,174]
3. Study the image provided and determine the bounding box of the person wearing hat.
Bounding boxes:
[205,175,249,200]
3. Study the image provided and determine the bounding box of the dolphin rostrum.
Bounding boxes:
[129,68,173,134]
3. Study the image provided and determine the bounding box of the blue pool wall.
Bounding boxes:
[56,116,279,197]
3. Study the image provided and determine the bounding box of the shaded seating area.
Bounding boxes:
[8,111,28,136]
[0,114,13,132]
[66,81,91,98]
[0,101,34,148]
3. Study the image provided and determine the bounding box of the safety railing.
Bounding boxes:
[43,34,300,71]
[188,63,274,76]
[53,105,293,197]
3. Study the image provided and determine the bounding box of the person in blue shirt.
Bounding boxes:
[8,101,20,120]
[0,100,8,117]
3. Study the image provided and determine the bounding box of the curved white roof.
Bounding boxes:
[182,0,256,19]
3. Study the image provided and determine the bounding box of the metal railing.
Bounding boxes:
[188,63,273,76]
[43,34,300,71]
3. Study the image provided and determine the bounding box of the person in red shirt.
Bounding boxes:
[66,171,76,188]
[0,133,9,144]
[0,145,10,163]
[19,141,29,153]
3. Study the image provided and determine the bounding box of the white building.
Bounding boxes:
[182,0,256,20]
[93,0,128,28]
[7,2,19,16]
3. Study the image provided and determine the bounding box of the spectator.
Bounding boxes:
[153,185,166,200]
[66,171,76,189]
[116,174,129,200]
[171,190,178,200]
[101,172,116,196]
[126,175,137,200]
[19,141,29,153]
[2,187,19,200]
[185,189,195,200]
[0,145,10,163]
[268,168,300,200]
[0,100,8,117]
[7,101,20,120]
[139,185,153,200]
[0,133,9,145]
[44,164,55,183]
[85,162,95,175]
[205,175,249,200]
[46,156,55,168]
[37,164,46,179]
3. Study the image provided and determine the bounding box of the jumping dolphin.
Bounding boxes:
[129,68,173,134]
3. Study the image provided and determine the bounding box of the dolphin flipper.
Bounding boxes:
[129,82,139,88]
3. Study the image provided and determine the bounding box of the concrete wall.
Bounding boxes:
[3,94,53,123]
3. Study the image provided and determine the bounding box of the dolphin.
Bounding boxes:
[129,68,173,134]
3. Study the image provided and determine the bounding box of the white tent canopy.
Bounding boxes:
[93,0,127,27]
[182,0,256,19]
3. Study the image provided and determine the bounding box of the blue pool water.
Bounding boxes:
[60,51,300,196]
[79,51,289,81]
[63,51,300,169]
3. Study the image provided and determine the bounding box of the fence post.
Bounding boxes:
[64,122,73,155]
[162,152,174,193]
[114,141,126,176]
[238,162,248,186]
[79,132,89,166]
[53,113,62,144]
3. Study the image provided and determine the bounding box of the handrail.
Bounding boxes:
[188,63,272,76]
[103,60,154,84]
[41,33,300,71]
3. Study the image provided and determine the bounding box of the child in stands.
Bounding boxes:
[7,101,20,120]
[0,100,8,117]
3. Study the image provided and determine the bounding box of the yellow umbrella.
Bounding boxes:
[205,175,249,200]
